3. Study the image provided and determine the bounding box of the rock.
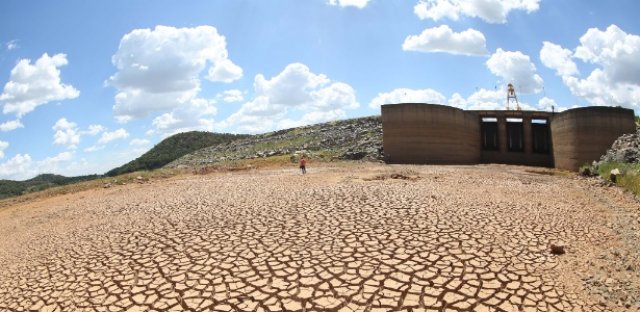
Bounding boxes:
[610,168,621,183]
[550,243,566,255]
[164,116,383,169]
[597,127,640,165]
[103,183,112,188]
[136,176,143,180]
[339,151,368,160]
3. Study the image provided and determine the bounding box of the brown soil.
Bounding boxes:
[0,163,638,312]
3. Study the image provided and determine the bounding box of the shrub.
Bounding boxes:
[595,161,640,196]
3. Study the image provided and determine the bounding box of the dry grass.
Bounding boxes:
[364,168,421,181]
[596,161,640,196]
[1,155,315,209]
[524,168,574,177]
[0,155,359,210]
[192,155,302,175]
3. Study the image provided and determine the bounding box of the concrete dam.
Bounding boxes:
[381,103,636,170]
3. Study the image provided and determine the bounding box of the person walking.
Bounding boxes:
[299,156,307,174]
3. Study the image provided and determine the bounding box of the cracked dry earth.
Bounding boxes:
[1,164,639,312]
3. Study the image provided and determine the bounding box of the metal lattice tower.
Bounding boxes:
[506,83,521,110]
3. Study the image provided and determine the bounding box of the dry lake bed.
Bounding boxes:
[1,163,639,312]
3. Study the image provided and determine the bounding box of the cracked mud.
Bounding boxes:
[1,164,638,311]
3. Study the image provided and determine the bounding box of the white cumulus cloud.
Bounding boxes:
[98,128,129,144]
[486,48,543,93]
[109,25,241,121]
[309,82,359,111]
[537,96,567,112]
[540,41,579,77]
[369,88,447,109]
[0,141,8,159]
[537,96,556,111]
[540,25,640,110]
[152,113,181,131]
[0,151,86,180]
[207,59,244,83]
[37,152,74,174]
[369,86,539,112]
[402,25,488,56]
[84,124,105,136]
[6,40,18,51]
[1,53,79,118]
[0,154,32,180]
[414,0,540,24]
[278,110,347,130]
[254,63,330,107]
[327,0,371,9]
[0,119,23,132]
[563,70,640,108]
[223,63,359,134]
[465,87,536,110]
[465,88,504,110]
[447,92,467,108]
[149,98,217,135]
[219,89,244,103]
[84,145,104,153]
[574,24,640,86]
[52,118,80,149]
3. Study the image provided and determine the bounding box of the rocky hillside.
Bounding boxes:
[167,116,382,168]
[107,131,249,176]
[598,126,640,164]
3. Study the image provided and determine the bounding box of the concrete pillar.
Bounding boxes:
[523,117,532,154]
[498,117,507,153]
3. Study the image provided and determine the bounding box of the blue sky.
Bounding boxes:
[1,0,639,180]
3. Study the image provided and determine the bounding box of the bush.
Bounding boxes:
[579,164,596,177]
[594,161,640,196]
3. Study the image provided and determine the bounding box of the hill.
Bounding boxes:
[167,116,382,168]
[106,131,249,176]
[0,118,380,200]
[0,174,100,200]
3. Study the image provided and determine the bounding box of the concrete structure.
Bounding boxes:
[382,103,636,170]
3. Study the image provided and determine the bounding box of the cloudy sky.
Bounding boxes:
[1,0,639,180]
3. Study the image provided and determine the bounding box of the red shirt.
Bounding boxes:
[299,159,306,166]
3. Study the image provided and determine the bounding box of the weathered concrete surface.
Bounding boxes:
[1,164,639,311]
[474,111,554,168]
[382,104,636,170]
[551,106,637,170]
[382,104,481,164]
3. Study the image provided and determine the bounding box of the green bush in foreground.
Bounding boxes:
[594,161,640,196]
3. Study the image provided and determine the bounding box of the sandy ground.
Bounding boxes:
[0,163,639,312]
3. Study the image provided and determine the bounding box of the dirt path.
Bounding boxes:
[0,164,638,312]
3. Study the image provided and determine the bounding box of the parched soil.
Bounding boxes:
[0,163,638,312]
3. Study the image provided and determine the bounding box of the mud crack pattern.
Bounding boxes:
[0,165,636,311]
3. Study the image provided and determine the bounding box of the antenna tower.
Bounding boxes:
[506,83,520,110]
